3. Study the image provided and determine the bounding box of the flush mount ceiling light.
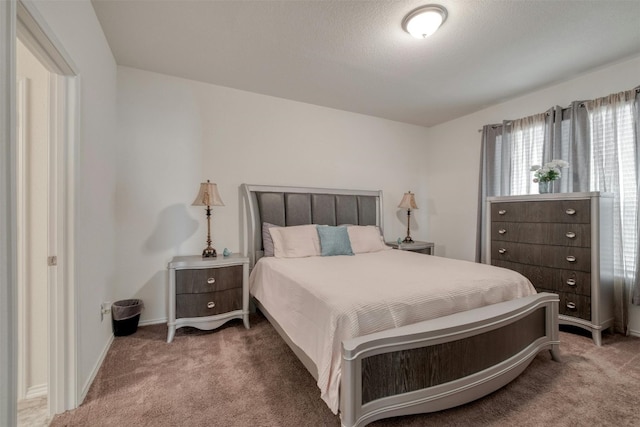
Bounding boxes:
[402,5,448,39]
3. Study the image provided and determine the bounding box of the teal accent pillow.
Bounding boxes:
[316,225,354,256]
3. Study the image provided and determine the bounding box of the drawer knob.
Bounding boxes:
[498,229,507,235]
[566,278,577,286]
[566,256,576,262]
[498,248,507,254]
[207,277,216,284]
[566,231,576,239]
[207,301,216,309]
[566,302,577,310]
[565,208,576,215]
[498,209,507,215]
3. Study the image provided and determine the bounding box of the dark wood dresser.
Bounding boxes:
[486,192,613,345]
[167,254,249,343]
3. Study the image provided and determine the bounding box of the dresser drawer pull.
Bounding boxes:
[565,231,576,239]
[498,248,507,254]
[498,209,507,215]
[207,277,216,284]
[566,278,577,286]
[566,256,576,262]
[566,302,577,310]
[207,301,216,309]
[565,208,576,215]
[498,229,507,235]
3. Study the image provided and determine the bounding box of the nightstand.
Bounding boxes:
[167,254,249,343]
[386,241,434,255]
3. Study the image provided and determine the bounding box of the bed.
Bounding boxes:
[241,184,560,427]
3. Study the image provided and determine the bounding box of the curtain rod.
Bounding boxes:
[476,85,639,133]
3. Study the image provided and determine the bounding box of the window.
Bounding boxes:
[509,118,544,195]
[479,87,640,329]
[588,97,637,278]
[506,99,637,275]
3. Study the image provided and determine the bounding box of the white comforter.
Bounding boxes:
[249,250,536,413]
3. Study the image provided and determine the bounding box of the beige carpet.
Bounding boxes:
[51,313,640,426]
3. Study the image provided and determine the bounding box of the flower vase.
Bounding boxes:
[538,181,551,194]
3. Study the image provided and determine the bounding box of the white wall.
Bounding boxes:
[30,0,117,399]
[116,66,430,324]
[422,54,640,332]
[17,38,49,399]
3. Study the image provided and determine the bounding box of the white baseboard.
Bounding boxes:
[79,333,114,405]
[25,383,48,399]
[628,328,640,338]
[139,317,167,326]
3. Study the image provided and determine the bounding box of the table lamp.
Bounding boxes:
[398,191,418,243]
[192,180,225,257]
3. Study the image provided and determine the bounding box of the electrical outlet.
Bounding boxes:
[100,302,112,322]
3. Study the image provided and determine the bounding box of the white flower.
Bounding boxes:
[530,159,569,183]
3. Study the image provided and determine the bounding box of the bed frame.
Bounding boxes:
[241,184,560,427]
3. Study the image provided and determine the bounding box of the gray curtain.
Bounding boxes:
[567,102,591,193]
[634,88,640,305]
[476,125,502,263]
[542,102,590,194]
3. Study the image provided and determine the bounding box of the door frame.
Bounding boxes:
[4,0,79,422]
[15,75,27,402]
[1,1,18,425]
[46,68,79,417]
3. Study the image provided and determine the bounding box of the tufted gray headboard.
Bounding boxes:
[241,184,383,268]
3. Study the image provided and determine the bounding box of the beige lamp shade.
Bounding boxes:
[192,180,225,207]
[398,191,418,210]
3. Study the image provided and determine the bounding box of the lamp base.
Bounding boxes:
[402,236,414,243]
[202,247,217,258]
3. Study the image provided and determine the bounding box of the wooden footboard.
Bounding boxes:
[340,292,560,427]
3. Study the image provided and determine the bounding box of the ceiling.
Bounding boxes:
[91,0,640,128]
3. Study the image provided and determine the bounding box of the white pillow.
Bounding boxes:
[270,224,322,258]
[347,225,390,254]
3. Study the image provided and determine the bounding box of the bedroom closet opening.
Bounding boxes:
[15,6,78,417]
[16,37,52,426]
[4,2,78,425]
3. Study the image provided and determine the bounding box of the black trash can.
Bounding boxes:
[111,299,144,336]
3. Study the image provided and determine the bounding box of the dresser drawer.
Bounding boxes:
[491,222,591,247]
[176,265,243,294]
[541,289,591,321]
[491,241,591,272]
[491,200,590,223]
[492,260,591,296]
[176,288,242,318]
